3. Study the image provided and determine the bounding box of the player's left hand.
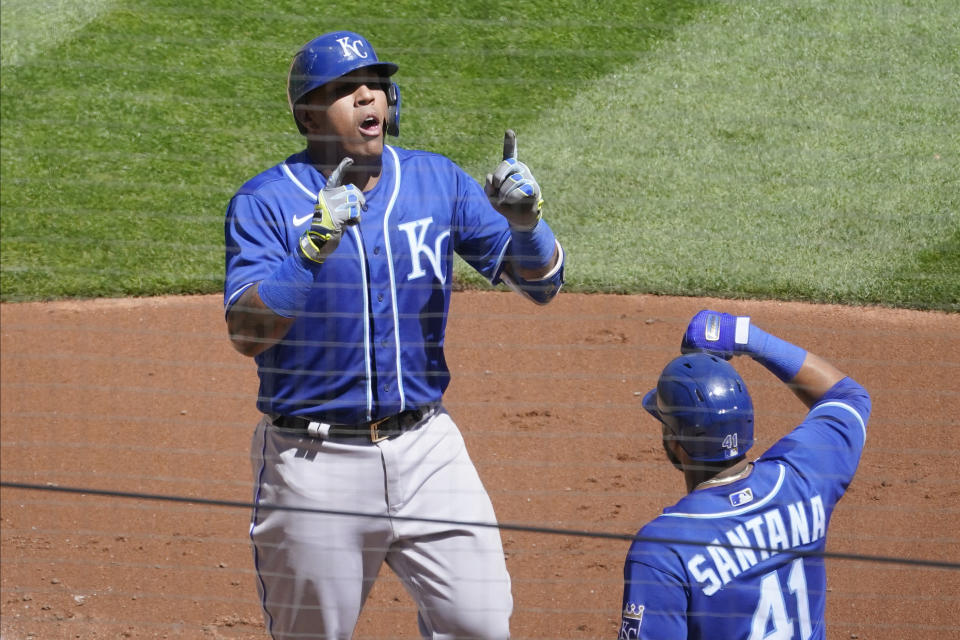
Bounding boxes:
[484,129,543,231]
[680,309,752,359]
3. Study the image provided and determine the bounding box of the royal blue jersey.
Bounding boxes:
[224,145,562,423]
[620,377,870,640]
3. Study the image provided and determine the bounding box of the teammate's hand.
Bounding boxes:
[484,129,543,231]
[298,157,364,265]
[680,309,752,359]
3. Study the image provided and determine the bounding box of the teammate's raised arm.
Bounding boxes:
[681,309,847,407]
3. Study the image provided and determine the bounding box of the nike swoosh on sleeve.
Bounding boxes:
[293,213,312,227]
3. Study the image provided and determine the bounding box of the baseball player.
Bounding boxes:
[223,31,564,639]
[618,309,871,639]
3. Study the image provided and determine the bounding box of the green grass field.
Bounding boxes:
[2,0,958,310]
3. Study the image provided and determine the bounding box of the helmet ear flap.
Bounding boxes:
[386,82,400,137]
[291,99,312,135]
[661,423,684,471]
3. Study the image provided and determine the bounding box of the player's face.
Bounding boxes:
[301,69,389,159]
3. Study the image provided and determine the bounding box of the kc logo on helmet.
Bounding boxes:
[337,36,369,60]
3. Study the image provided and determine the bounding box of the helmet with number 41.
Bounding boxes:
[642,353,755,461]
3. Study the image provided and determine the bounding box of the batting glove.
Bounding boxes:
[484,129,543,231]
[680,310,752,360]
[683,309,808,383]
[298,157,364,265]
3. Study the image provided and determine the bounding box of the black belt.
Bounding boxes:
[271,409,424,443]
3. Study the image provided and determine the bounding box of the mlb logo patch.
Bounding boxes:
[730,487,754,507]
[619,603,644,638]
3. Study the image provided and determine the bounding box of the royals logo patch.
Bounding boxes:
[619,603,644,638]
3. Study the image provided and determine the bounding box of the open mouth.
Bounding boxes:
[359,115,381,136]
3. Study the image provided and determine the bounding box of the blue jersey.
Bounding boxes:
[225,145,561,423]
[620,377,870,640]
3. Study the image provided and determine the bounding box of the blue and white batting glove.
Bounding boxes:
[484,129,543,231]
[682,309,807,382]
[681,310,752,359]
[298,157,364,265]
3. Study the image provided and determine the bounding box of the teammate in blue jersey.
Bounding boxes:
[223,31,564,639]
[619,310,870,640]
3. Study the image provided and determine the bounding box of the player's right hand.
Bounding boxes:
[680,309,752,359]
[298,157,365,265]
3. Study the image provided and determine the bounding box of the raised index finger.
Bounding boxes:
[326,157,354,189]
[502,129,517,161]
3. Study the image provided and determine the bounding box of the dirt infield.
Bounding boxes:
[1,291,958,639]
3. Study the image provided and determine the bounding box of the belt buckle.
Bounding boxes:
[369,416,392,443]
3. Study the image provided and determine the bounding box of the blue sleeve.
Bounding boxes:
[761,377,871,497]
[621,549,688,640]
[224,193,288,311]
[449,166,512,282]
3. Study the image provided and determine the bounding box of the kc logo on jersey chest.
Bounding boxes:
[398,217,451,284]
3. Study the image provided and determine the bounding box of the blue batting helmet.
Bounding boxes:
[287,31,400,135]
[642,353,754,462]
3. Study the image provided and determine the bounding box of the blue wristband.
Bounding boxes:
[509,220,556,271]
[747,326,807,382]
[257,253,315,318]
